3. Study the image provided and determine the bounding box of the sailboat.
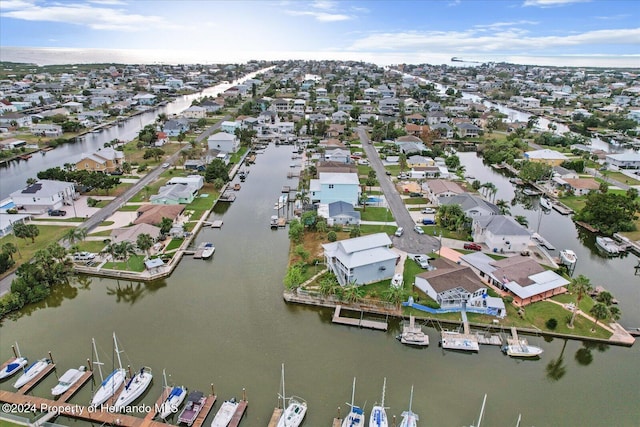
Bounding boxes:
[90,334,126,407]
[369,378,388,427]
[342,378,365,427]
[468,394,487,427]
[277,363,307,427]
[158,369,187,419]
[113,366,153,411]
[51,366,87,396]
[0,343,28,380]
[399,386,419,427]
[13,358,51,389]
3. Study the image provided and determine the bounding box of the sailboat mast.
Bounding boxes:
[113,333,124,371]
[350,377,356,407]
[281,363,286,409]
[476,394,487,427]
[408,385,414,413]
[381,377,386,407]
[14,342,21,358]
[92,338,104,382]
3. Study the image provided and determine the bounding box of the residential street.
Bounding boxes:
[357,126,440,255]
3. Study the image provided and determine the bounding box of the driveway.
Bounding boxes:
[356,127,439,255]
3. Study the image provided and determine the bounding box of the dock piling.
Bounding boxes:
[11,345,17,358]
[48,351,54,364]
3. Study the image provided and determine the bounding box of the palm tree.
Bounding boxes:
[589,303,610,330]
[596,291,613,306]
[514,215,529,228]
[63,227,88,246]
[2,242,18,261]
[136,233,154,257]
[341,283,365,305]
[496,199,511,215]
[319,275,339,297]
[382,285,407,310]
[568,275,593,328]
[116,241,137,270]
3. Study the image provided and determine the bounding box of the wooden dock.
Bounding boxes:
[228,399,248,427]
[474,331,503,346]
[17,363,56,394]
[203,220,224,228]
[575,220,599,233]
[552,201,574,215]
[332,418,342,427]
[532,233,556,251]
[142,386,171,422]
[191,394,217,427]
[58,370,93,402]
[267,407,283,427]
[332,305,388,331]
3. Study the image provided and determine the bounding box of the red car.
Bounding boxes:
[464,242,482,251]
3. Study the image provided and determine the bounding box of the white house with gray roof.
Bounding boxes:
[207,132,239,153]
[472,215,532,253]
[323,233,399,286]
[9,180,76,214]
[438,193,500,217]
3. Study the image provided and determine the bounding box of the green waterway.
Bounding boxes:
[1,145,639,426]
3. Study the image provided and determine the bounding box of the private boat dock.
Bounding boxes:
[532,232,556,251]
[267,407,283,427]
[332,305,388,331]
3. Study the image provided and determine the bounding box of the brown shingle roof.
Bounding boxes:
[134,204,185,226]
[490,256,545,287]
[416,258,485,294]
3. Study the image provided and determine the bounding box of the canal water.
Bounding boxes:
[0,69,270,200]
[1,144,639,426]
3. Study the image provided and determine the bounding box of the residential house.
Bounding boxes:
[220,120,241,134]
[166,175,204,190]
[461,252,569,306]
[0,112,32,128]
[150,183,198,205]
[31,123,63,137]
[524,149,569,166]
[155,131,169,147]
[0,138,27,150]
[0,213,31,237]
[322,233,399,286]
[184,159,206,171]
[310,172,360,206]
[133,204,185,226]
[406,155,434,168]
[182,106,206,119]
[207,132,239,153]
[62,101,83,113]
[163,119,189,137]
[426,111,448,126]
[133,93,157,105]
[324,148,352,164]
[414,257,505,317]
[456,122,482,138]
[9,180,76,214]
[75,147,125,173]
[431,123,454,139]
[472,215,532,253]
[423,179,464,204]
[555,177,600,196]
[110,223,161,245]
[331,111,350,123]
[438,193,500,217]
[317,200,361,226]
[201,100,223,113]
[605,152,640,169]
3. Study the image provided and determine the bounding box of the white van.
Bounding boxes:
[73,252,95,261]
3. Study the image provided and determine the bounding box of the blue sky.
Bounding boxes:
[0,0,638,67]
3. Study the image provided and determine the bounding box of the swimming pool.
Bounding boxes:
[0,201,15,210]
[366,197,382,203]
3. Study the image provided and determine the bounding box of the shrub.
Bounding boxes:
[86,197,99,207]
[327,231,337,242]
[137,164,148,172]
[546,318,558,330]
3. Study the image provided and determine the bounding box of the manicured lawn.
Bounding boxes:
[604,171,640,186]
[560,195,587,212]
[185,193,217,219]
[76,240,108,253]
[0,225,73,280]
[404,197,428,205]
[358,224,397,235]
[164,238,183,252]
[32,217,85,223]
[88,230,112,237]
[357,165,373,176]
[619,217,640,241]
[102,254,146,272]
[357,207,393,222]
[420,224,469,240]
[118,204,142,212]
[129,177,170,202]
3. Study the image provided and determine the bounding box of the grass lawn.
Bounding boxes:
[88,230,112,237]
[185,192,218,219]
[32,217,85,223]
[129,176,171,202]
[619,217,640,241]
[118,204,142,212]
[164,238,183,252]
[84,182,133,198]
[357,207,393,222]
[102,254,146,272]
[76,240,108,253]
[357,165,373,176]
[359,224,397,235]
[404,197,428,205]
[559,195,587,212]
[0,225,72,280]
[420,224,470,240]
[605,171,640,186]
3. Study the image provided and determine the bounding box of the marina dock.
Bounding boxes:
[268,407,283,427]
[17,362,56,394]
[332,305,388,331]
[228,398,248,427]
[143,386,171,422]
[58,369,94,402]
[203,220,224,228]
[191,394,217,427]
[551,201,573,215]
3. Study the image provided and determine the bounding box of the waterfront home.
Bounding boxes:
[62,101,83,113]
[310,172,361,206]
[605,152,640,169]
[30,123,63,137]
[182,106,206,119]
[207,132,239,154]
[471,215,532,254]
[317,201,361,226]
[554,177,600,196]
[324,148,352,164]
[524,149,569,166]
[220,120,241,134]
[201,100,222,113]
[430,123,454,139]
[150,183,198,205]
[322,233,399,286]
[110,223,161,245]
[0,138,27,150]
[438,194,500,217]
[75,147,125,173]
[316,161,358,175]
[163,119,190,137]
[414,257,506,317]
[407,155,435,168]
[460,252,569,307]
[134,204,185,226]
[0,212,31,237]
[133,93,157,105]
[166,175,204,190]
[0,112,32,128]
[184,160,206,171]
[9,180,76,214]
[423,179,465,204]
[456,122,482,138]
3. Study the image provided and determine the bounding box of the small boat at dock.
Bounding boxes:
[559,249,577,266]
[0,343,28,381]
[399,386,418,427]
[14,358,51,389]
[178,390,207,426]
[90,334,127,407]
[342,377,365,427]
[397,316,429,346]
[369,378,388,427]
[210,398,239,427]
[277,364,307,427]
[502,339,544,358]
[595,236,620,255]
[540,196,552,210]
[51,366,86,396]
[522,188,541,196]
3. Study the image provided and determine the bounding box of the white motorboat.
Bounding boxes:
[90,334,127,407]
[440,330,480,352]
[201,243,215,259]
[342,378,365,427]
[502,340,544,358]
[0,343,28,381]
[369,378,389,427]
[158,369,187,419]
[397,316,429,346]
[277,364,307,427]
[51,366,86,396]
[210,398,239,427]
[522,188,541,196]
[539,196,552,210]
[113,366,153,411]
[13,358,51,389]
[595,236,620,255]
[399,386,419,427]
[559,249,577,266]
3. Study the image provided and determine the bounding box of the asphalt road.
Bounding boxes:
[357,126,440,255]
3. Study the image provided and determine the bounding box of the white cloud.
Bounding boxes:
[1,2,169,31]
[88,0,127,5]
[285,10,351,22]
[523,0,590,7]
[474,20,538,29]
[311,1,337,10]
[348,27,640,53]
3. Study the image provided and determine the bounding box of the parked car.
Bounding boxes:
[414,225,425,234]
[413,254,431,269]
[421,208,436,214]
[464,242,482,251]
[409,192,422,198]
[394,227,404,237]
[162,162,171,168]
[48,209,67,217]
[73,252,96,261]
[421,218,435,225]
[109,170,123,175]
[385,171,392,176]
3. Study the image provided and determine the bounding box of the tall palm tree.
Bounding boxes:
[514,215,529,228]
[116,241,137,270]
[136,233,154,257]
[568,274,593,328]
[341,283,365,305]
[589,303,610,329]
[382,285,408,311]
[63,227,88,246]
[496,199,511,215]
[1,242,18,261]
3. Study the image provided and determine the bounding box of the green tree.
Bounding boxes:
[159,217,174,235]
[568,275,593,328]
[204,159,229,183]
[283,263,305,290]
[590,303,611,329]
[349,226,361,238]
[1,242,18,261]
[143,148,165,161]
[519,161,552,183]
[24,224,39,243]
[514,215,529,228]
[319,274,339,297]
[63,227,88,246]
[398,153,407,173]
[341,283,365,304]
[136,233,154,257]
[383,285,407,309]
[327,231,337,242]
[444,154,460,170]
[288,219,304,243]
[496,199,511,215]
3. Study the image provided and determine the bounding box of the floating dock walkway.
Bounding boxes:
[267,407,283,427]
[332,305,388,331]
